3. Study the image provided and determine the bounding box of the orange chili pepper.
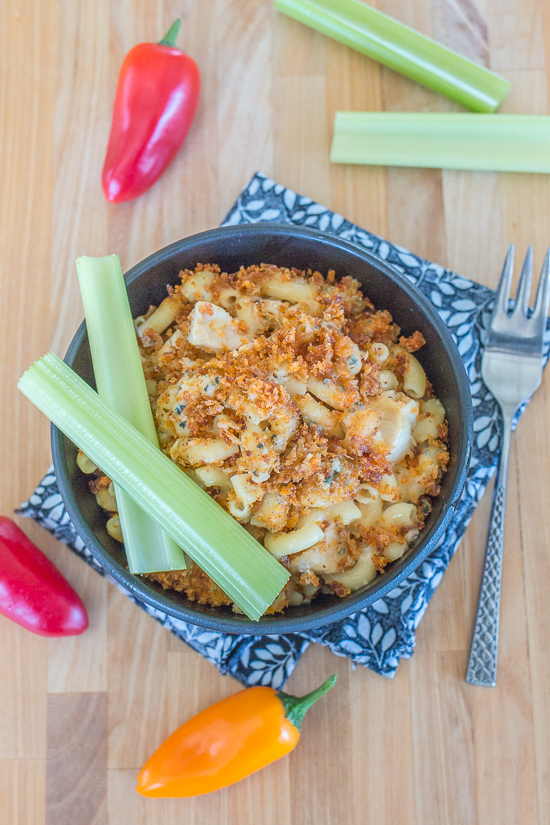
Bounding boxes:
[136,674,337,797]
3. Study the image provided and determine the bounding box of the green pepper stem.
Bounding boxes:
[277,675,337,732]
[158,19,181,48]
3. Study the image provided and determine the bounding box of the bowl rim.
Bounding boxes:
[52,223,473,635]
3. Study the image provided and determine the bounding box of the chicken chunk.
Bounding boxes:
[187,301,249,352]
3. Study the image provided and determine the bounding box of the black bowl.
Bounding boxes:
[52,224,472,634]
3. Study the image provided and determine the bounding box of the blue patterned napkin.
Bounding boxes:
[18,172,550,688]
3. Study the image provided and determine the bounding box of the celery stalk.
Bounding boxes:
[275,0,509,113]
[76,254,186,574]
[331,112,550,173]
[19,353,289,621]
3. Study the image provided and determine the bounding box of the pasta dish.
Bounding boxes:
[78,263,449,613]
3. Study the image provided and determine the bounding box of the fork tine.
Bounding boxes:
[532,249,550,337]
[491,244,514,321]
[513,246,533,316]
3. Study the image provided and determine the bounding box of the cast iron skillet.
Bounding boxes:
[52,224,473,635]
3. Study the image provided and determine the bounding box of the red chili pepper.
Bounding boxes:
[0,517,88,637]
[102,20,201,203]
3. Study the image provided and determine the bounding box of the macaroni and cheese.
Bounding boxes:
[79,263,449,614]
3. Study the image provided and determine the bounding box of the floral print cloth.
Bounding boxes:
[18,172,550,688]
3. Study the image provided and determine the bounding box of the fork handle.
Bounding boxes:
[466,410,513,687]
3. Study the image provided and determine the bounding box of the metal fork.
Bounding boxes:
[466,245,550,687]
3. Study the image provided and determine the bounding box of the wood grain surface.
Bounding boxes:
[1,1,549,823]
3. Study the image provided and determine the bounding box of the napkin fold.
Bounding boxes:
[18,172,550,688]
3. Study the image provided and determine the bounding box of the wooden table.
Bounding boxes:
[2,1,550,823]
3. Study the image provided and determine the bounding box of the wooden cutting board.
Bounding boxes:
[2,1,550,823]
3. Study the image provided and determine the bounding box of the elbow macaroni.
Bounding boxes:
[403,353,427,399]
[265,523,324,557]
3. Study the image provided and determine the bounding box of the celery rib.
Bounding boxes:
[76,255,186,574]
[19,353,289,621]
[275,0,509,113]
[331,112,550,173]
